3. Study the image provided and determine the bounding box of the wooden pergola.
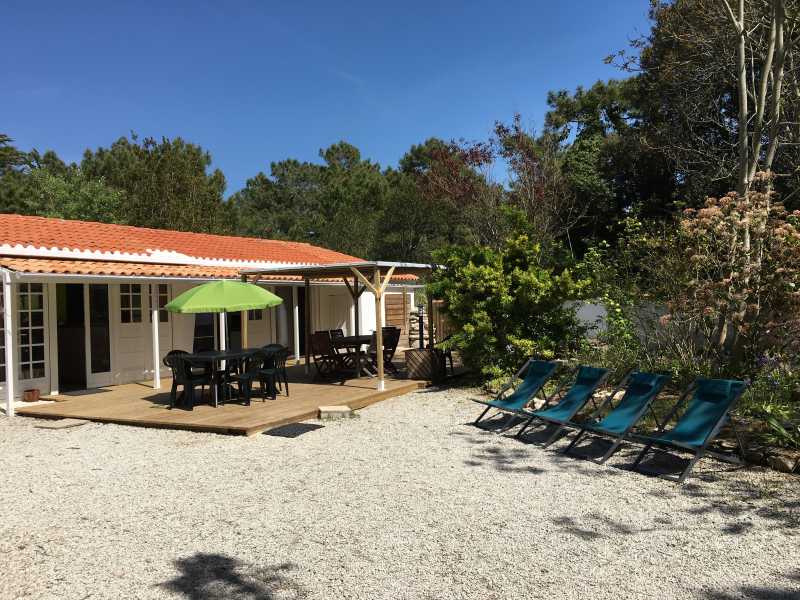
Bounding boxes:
[241,261,433,391]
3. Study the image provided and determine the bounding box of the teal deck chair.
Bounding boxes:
[473,359,558,427]
[515,366,610,446]
[562,372,670,464]
[631,378,748,483]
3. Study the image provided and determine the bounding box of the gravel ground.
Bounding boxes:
[1,386,798,600]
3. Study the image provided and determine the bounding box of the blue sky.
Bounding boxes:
[4,1,651,195]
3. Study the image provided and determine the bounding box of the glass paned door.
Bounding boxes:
[18,283,46,381]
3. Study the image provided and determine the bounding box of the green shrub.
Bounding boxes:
[427,235,588,383]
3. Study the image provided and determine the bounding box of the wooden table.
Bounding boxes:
[334,334,373,378]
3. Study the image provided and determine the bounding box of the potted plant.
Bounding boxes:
[22,388,40,402]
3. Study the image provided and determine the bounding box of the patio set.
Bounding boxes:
[163,345,291,410]
[310,326,402,380]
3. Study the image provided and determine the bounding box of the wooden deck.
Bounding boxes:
[16,365,427,436]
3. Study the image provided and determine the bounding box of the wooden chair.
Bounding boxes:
[370,327,401,374]
[311,331,351,380]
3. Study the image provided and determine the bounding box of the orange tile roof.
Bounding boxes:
[0,258,244,279]
[0,214,362,265]
[0,257,418,283]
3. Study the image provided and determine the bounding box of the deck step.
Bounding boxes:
[318,405,355,420]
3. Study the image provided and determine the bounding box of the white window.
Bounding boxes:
[149,284,169,323]
[248,309,263,321]
[120,284,142,323]
[18,283,45,380]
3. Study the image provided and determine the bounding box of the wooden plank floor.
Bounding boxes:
[16,367,427,436]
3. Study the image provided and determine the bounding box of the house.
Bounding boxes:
[0,214,420,413]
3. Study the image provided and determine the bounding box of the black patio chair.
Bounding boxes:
[163,351,210,410]
[260,345,290,397]
[229,351,269,405]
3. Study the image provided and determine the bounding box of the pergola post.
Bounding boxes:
[292,286,300,364]
[353,275,360,336]
[3,269,16,417]
[151,298,161,390]
[304,277,311,374]
[373,269,384,391]
[427,294,435,347]
[351,265,395,391]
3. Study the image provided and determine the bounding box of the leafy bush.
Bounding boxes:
[427,235,588,383]
[740,356,800,449]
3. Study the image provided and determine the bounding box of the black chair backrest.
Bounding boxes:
[329,329,345,340]
[164,349,188,366]
[243,350,267,374]
[311,331,335,356]
[383,328,401,352]
[164,353,190,382]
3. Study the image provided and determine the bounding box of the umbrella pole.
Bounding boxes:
[241,310,248,348]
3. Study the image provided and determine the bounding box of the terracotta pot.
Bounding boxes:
[22,389,40,402]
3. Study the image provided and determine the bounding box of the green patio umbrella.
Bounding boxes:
[165,280,283,314]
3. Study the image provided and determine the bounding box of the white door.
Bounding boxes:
[85,284,114,388]
[17,282,50,394]
[115,283,148,383]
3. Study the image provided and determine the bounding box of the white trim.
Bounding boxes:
[3,270,15,416]
[151,300,160,390]
[0,244,324,270]
[47,282,59,395]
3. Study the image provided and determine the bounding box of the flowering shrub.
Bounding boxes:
[671,174,800,369]
[427,236,588,382]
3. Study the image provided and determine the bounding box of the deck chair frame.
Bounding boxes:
[514,367,614,446]
[562,372,669,464]
[631,381,748,483]
[473,358,558,431]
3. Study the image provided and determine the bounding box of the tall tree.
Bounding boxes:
[80,135,227,233]
[614,0,800,203]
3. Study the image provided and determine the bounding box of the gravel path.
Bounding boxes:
[1,386,798,600]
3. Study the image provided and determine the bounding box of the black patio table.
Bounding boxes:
[333,334,374,378]
[187,348,258,407]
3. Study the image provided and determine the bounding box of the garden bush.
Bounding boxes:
[427,235,588,385]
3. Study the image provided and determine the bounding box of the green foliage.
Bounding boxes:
[26,169,126,222]
[739,358,800,450]
[427,235,588,381]
[80,135,227,233]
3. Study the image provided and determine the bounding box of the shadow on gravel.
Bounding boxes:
[704,569,800,599]
[462,441,547,475]
[161,553,305,599]
[264,423,324,438]
[674,477,800,532]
